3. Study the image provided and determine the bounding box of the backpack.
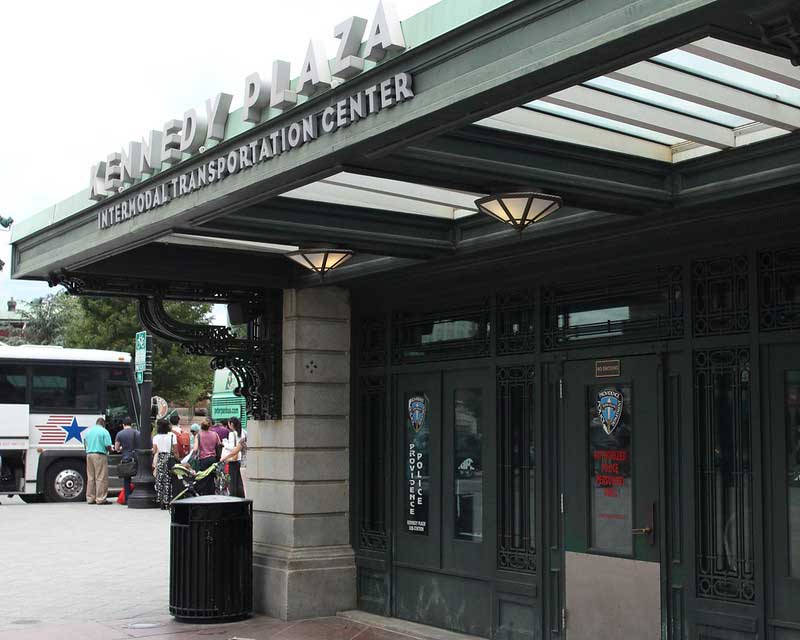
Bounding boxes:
[175,431,191,458]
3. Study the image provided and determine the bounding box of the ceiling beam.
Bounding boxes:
[540,85,735,148]
[347,124,673,215]
[477,107,673,161]
[681,37,800,90]
[190,197,457,260]
[609,60,800,131]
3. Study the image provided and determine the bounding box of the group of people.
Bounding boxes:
[152,415,247,508]
[83,415,138,505]
[82,413,246,508]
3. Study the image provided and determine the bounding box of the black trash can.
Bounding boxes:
[169,495,253,623]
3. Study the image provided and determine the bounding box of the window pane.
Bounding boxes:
[106,385,133,429]
[0,366,26,404]
[454,387,483,542]
[694,348,754,603]
[31,366,74,408]
[543,267,683,349]
[405,391,430,535]
[785,371,800,577]
[589,383,633,556]
[393,306,491,363]
[497,366,535,572]
[75,369,102,411]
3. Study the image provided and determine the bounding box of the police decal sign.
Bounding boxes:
[406,394,429,534]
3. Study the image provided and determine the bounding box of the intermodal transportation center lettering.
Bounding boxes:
[98,73,413,230]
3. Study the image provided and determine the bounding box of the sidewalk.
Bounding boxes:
[0,499,482,640]
[0,612,483,640]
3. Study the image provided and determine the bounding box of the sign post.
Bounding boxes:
[128,329,157,509]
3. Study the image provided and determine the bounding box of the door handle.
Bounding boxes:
[632,502,656,546]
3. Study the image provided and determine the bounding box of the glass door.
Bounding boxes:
[442,368,493,575]
[395,371,441,569]
[766,345,800,628]
[562,355,661,639]
[393,368,493,636]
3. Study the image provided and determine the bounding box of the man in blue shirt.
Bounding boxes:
[84,417,112,504]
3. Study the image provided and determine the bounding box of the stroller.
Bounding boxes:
[170,461,229,503]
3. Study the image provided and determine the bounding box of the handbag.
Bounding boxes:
[117,458,137,478]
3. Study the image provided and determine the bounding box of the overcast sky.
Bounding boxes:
[0,0,438,317]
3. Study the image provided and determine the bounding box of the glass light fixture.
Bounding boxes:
[475,191,562,233]
[286,247,353,279]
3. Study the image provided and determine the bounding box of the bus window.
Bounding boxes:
[31,366,102,411]
[106,384,135,432]
[75,369,102,410]
[0,366,26,403]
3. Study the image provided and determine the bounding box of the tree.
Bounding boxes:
[7,293,80,346]
[63,297,214,404]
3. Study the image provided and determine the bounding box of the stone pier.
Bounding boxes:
[248,287,355,620]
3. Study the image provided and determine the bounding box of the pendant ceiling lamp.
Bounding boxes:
[287,247,353,280]
[475,191,562,233]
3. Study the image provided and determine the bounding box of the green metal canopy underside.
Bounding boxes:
[11,0,800,294]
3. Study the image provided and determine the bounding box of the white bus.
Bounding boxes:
[0,344,139,502]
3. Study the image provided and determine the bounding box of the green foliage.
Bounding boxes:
[58,296,214,404]
[8,293,80,346]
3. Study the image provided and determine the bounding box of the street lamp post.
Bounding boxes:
[128,331,157,508]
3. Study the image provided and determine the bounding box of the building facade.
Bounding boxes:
[10,0,800,637]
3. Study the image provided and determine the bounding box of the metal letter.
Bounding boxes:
[365,1,406,62]
[140,130,163,174]
[301,115,318,142]
[297,40,332,97]
[162,119,183,166]
[321,106,337,133]
[380,78,395,108]
[180,108,208,154]
[350,93,365,122]
[243,72,270,123]
[120,140,143,185]
[205,92,233,143]
[394,72,414,101]
[104,152,122,193]
[89,162,108,201]
[270,60,297,110]
[333,16,367,79]
[336,99,350,128]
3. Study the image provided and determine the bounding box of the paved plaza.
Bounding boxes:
[0,497,477,640]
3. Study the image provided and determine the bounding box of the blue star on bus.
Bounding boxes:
[62,417,88,443]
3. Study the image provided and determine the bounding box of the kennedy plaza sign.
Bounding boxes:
[97,73,413,231]
[89,1,413,231]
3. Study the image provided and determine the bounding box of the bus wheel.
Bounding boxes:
[20,494,44,504]
[45,461,86,502]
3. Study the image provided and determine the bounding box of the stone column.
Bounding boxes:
[247,287,355,620]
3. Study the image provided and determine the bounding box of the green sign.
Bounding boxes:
[135,330,147,373]
[136,370,143,384]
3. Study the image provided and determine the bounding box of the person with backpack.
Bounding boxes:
[114,416,139,503]
[174,418,191,460]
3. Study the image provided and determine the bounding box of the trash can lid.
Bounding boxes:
[177,495,251,504]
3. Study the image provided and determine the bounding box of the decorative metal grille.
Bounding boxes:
[497,365,536,573]
[759,247,800,331]
[692,256,749,336]
[48,270,282,420]
[359,316,387,367]
[693,348,755,604]
[391,302,490,364]
[542,266,683,350]
[497,289,535,355]
[359,529,388,552]
[358,375,388,553]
